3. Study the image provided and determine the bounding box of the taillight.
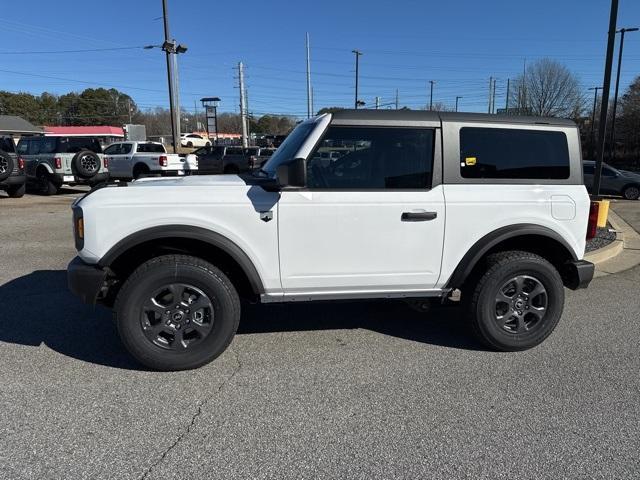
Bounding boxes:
[249,155,257,167]
[54,157,62,169]
[18,157,24,170]
[103,157,109,168]
[587,201,599,240]
[159,155,168,167]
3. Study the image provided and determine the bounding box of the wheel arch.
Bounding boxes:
[36,162,54,175]
[99,225,265,302]
[445,224,579,290]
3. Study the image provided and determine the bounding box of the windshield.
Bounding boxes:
[261,120,317,176]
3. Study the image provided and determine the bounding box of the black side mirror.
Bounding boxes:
[276,158,306,188]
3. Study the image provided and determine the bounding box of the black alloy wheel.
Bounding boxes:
[141,283,215,350]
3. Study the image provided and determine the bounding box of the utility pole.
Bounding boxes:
[162,0,178,153]
[588,86,602,158]
[488,77,493,113]
[609,27,639,161]
[375,96,380,109]
[593,0,619,197]
[306,33,312,118]
[429,80,434,111]
[455,96,462,112]
[238,62,248,148]
[395,89,399,110]
[172,52,181,136]
[311,87,314,116]
[127,99,133,124]
[505,78,510,113]
[491,78,497,114]
[352,49,362,109]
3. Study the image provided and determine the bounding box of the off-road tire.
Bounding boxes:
[187,141,193,148]
[132,163,150,179]
[72,150,101,179]
[114,255,241,371]
[0,151,14,181]
[223,164,239,174]
[466,250,564,351]
[37,170,59,196]
[622,185,640,200]
[7,183,25,198]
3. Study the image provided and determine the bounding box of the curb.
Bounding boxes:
[588,208,640,277]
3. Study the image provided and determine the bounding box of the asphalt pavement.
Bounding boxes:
[1,190,639,479]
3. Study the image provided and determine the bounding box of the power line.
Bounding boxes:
[0,46,147,55]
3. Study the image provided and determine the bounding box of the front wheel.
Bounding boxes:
[114,255,240,371]
[37,170,59,195]
[622,185,640,200]
[466,251,564,351]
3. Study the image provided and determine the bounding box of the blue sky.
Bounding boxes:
[2,0,639,118]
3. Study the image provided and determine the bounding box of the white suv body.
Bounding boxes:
[68,110,594,370]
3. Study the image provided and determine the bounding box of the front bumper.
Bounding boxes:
[564,259,595,290]
[67,256,108,304]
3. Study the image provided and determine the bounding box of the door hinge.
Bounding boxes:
[260,210,273,222]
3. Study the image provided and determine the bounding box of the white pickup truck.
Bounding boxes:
[103,141,198,179]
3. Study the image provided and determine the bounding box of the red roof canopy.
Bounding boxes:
[44,126,124,136]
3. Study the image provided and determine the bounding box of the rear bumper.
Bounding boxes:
[53,172,109,185]
[564,259,595,290]
[0,172,26,187]
[67,256,108,304]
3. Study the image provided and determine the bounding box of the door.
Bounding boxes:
[104,143,133,178]
[277,125,445,296]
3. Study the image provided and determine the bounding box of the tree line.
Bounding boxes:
[0,87,297,137]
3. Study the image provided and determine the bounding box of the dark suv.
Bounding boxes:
[17,136,108,195]
[583,160,640,200]
[0,136,26,198]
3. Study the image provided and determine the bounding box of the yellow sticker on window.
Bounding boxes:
[465,156,477,166]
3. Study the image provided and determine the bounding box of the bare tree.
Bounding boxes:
[509,58,584,118]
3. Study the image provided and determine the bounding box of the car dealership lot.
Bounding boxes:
[1,190,639,479]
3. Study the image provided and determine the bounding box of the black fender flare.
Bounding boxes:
[445,223,578,289]
[98,225,265,294]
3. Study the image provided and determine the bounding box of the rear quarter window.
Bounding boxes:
[460,127,570,180]
[0,137,15,152]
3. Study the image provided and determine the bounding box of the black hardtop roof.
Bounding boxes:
[330,109,576,127]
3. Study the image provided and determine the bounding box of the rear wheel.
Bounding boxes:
[223,164,239,174]
[187,141,193,148]
[466,251,564,351]
[132,163,150,179]
[7,183,25,198]
[622,185,640,200]
[37,170,59,196]
[114,255,241,371]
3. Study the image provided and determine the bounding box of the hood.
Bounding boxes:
[618,169,640,178]
[130,174,248,188]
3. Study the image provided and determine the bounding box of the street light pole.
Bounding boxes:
[352,49,362,109]
[588,86,602,158]
[455,96,462,112]
[593,0,620,197]
[609,27,638,161]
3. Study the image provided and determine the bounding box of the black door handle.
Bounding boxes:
[401,211,438,222]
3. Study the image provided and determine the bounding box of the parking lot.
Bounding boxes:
[1,190,639,479]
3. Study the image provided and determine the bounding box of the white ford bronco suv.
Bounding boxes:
[68,110,595,371]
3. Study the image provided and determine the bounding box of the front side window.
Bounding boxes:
[306,126,434,189]
[460,127,570,180]
[104,144,122,155]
